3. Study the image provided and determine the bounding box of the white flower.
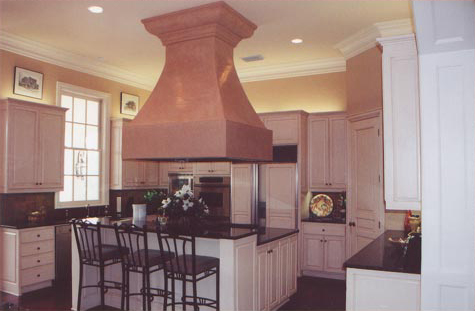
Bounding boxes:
[183,199,194,211]
[161,198,171,208]
[204,204,209,215]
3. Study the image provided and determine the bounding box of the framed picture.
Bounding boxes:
[120,92,139,116]
[13,67,44,99]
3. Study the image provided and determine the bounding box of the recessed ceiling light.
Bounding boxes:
[291,38,303,44]
[88,6,103,14]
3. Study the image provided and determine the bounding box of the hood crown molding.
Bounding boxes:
[334,18,414,59]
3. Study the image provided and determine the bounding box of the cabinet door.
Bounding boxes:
[168,162,193,172]
[212,162,231,175]
[38,111,64,189]
[123,161,141,187]
[329,117,347,188]
[8,105,39,189]
[266,164,296,229]
[256,246,268,311]
[302,234,324,271]
[159,162,169,187]
[288,236,298,295]
[264,115,299,145]
[143,162,159,187]
[231,164,252,224]
[0,229,18,288]
[267,242,280,310]
[323,235,345,273]
[308,117,328,188]
[193,162,212,175]
[279,238,289,301]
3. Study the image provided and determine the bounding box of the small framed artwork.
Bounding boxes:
[120,92,139,116]
[14,67,44,99]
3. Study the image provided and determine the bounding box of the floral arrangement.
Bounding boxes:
[159,185,209,220]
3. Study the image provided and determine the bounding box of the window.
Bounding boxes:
[56,82,110,208]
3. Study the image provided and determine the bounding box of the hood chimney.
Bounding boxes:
[122,1,272,162]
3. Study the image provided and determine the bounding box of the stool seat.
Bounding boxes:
[168,255,219,275]
[126,250,174,268]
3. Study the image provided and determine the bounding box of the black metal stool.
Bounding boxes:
[71,219,124,311]
[156,226,220,311]
[114,223,173,311]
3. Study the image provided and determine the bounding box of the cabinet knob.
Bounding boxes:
[322,229,325,232]
[37,259,41,263]
[37,234,40,238]
[37,274,40,278]
[37,247,40,250]
[320,239,323,242]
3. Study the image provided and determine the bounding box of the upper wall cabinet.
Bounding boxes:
[308,113,347,190]
[193,162,231,175]
[110,119,160,190]
[378,35,421,210]
[0,98,66,193]
[259,114,299,145]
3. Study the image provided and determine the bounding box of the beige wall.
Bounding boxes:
[346,46,382,115]
[0,50,151,118]
[243,72,347,113]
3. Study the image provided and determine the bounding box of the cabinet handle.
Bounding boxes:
[320,239,323,242]
[40,183,42,185]
[322,229,325,232]
[37,247,41,250]
[329,183,332,186]
[324,240,327,243]
[37,274,40,278]
[37,234,40,238]
[37,260,41,263]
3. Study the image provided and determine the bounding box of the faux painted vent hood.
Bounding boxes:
[122,1,272,162]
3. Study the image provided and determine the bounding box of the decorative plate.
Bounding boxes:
[310,194,333,217]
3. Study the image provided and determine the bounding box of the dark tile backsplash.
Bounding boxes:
[0,188,167,226]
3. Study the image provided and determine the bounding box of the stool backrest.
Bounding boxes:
[114,223,149,268]
[156,225,196,275]
[72,219,104,264]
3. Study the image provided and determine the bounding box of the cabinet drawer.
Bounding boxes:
[21,227,54,243]
[303,222,345,236]
[21,252,54,269]
[21,264,54,286]
[21,240,54,256]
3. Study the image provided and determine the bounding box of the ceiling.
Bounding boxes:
[0,0,412,89]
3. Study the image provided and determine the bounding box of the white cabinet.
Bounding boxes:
[265,164,296,229]
[110,119,161,189]
[193,162,231,175]
[0,98,66,193]
[231,164,253,224]
[302,222,345,275]
[378,35,421,211]
[259,114,299,145]
[308,114,347,190]
[346,268,420,310]
[0,226,55,296]
[256,234,298,311]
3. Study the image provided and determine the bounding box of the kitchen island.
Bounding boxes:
[344,230,421,310]
[72,216,298,311]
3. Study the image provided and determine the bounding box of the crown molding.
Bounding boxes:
[237,57,346,83]
[334,18,414,59]
[0,31,156,91]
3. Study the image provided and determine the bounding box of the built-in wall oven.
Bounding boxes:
[193,176,231,221]
[168,173,194,194]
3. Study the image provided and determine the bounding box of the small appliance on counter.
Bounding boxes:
[308,191,346,224]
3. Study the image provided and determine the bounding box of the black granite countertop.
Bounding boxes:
[0,219,71,229]
[344,230,421,274]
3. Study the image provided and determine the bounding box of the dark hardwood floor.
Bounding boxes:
[279,277,346,311]
[1,277,345,311]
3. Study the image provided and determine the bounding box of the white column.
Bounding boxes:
[412,1,475,309]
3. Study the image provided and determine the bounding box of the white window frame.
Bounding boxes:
[55,82,110,208]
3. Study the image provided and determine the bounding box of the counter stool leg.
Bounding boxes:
[142,271,147,311]
[182,275,187,311]
[100,264,105,307]
[126,269,130,311]
[163,273,168,311]
[171,275,176,311]
[120,265,126,311]
[192,274,198,311]
[77,264,83,311]
[146,268,152,311]
[216,266,220,311]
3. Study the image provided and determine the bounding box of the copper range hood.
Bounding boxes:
[122,1,272,162]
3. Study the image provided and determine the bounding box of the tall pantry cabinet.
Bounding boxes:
[0,98,66,193]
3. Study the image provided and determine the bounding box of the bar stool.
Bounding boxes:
[114,223,174,311]
[156,226,220,311]
[71,219,124,311]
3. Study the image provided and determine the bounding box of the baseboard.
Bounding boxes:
[301,270,346,280]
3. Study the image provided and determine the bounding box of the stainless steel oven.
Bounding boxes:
[168,173,194,194]
[193,176,231,221]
